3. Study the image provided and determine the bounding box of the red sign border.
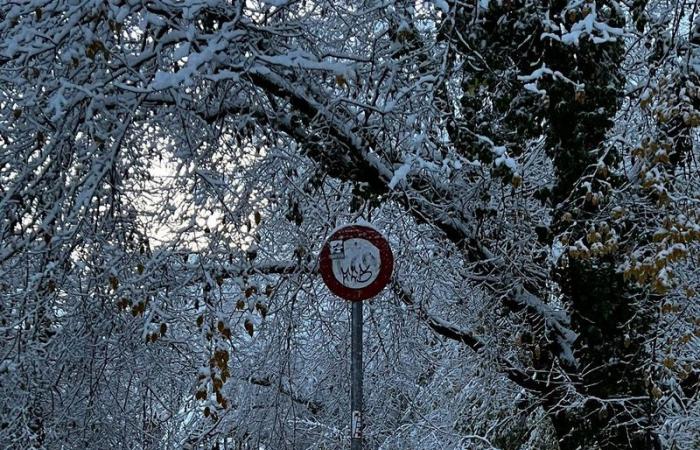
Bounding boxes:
[319,225,394,301]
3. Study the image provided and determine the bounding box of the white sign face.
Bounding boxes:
[331,238,381,289]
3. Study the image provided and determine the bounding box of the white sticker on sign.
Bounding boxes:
[329,240,345,259]
[331,238,380,289]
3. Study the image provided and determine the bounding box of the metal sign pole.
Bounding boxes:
[350,300,363,450]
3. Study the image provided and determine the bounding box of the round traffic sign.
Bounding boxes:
[319,225,394,301]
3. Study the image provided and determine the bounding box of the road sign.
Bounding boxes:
[319,224,393,450]
[319,225,394,301]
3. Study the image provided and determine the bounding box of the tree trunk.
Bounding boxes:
[543,261,661,449]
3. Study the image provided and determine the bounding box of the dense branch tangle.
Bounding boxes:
[2,1,700,449]
[96,0,578,392]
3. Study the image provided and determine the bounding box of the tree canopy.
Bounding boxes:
[1,0,699,449]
